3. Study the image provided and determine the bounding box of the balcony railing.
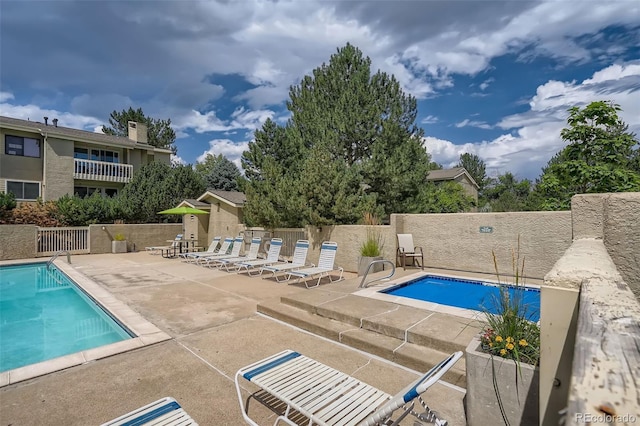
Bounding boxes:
[73,159,133,183]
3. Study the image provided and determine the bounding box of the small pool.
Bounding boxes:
[381,275,540,322]
[0,263,133,372]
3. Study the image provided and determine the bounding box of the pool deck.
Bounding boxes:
[0,252,536,425]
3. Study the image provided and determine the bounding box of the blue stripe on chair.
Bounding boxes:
[120,401,181,426]
[402,387,420,403]
[243,352,301,381]
[251,238,261,243]
[297,242,309,248]
[271,240,283,246]
[321,245,337,250]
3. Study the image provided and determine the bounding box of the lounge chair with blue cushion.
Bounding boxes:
[211,237,261,271]
[235,238,283,275]
[200,236,244,267]
[259,240,310,282]
[286,241,343,288]
[101,396,197,425]
[145,234,183,255]
[235,350,462,426]
[180,236,221,262]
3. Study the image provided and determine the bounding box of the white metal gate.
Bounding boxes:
[37,227,90,256]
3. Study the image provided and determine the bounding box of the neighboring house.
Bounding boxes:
[195,189,246,238]
[0,116,171,202]
[427,167,480,205]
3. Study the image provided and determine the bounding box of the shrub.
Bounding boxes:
[114,233,126,241]
[9,199,62,227]
[0,192,17,223]
[359,212,384,257]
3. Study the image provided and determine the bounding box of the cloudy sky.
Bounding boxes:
[1,0,639,180]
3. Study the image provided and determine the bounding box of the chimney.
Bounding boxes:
[52,118,58,127]
[44,117,48,125]
[127,121,148,144]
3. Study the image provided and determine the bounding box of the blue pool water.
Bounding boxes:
[382,275,540,322]
[0,263,132,372]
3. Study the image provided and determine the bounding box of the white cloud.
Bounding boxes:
[196,138,249,170]
[421,115,439,124]
[479,78,495,91]
[0,96,103,131]
[455,119,492,130]
[0,92,15,103]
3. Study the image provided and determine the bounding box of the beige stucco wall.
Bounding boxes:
[43,137,74,201]
[88,223,182,254]
[0,225,37,260]
[455,175,479,204]
[391,211,572,279]
[207,203,244,239]
[0,128,44,183]
[182,213,210,249]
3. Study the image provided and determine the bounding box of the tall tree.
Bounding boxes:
[457,153,487,192]
[195,153,242,191]
[484,173,533,212]
[103,107,177,155]
[535,101,640,210]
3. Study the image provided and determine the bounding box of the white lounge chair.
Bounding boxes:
[180,236,221,262]
[236,238,283,275]
[287,241,343,288]
[145,234,183,255]
[101,396,197,425]
[396,234,424,270]
[201,236,244,267]
[235,349,462,426]
[260,240,310,282]
[212,237,261,271]
[189,237,232,264]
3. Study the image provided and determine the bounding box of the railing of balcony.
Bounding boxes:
[73,159,133,183]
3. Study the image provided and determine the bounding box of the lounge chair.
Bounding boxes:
[211,237,261,271]
[235,349,462,426]
[101,396,197,425]
[200,236,244,267]
[235,238,283,275]
[396,234,424,270]
[259,239,310,282]
[145,234,183,255]
[180,236,221,262]
[191,237,233,264]
[287,241,343,288]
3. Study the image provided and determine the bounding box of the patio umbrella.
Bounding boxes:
[157,206,209,215]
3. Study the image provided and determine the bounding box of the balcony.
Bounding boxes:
[73,159,133,183]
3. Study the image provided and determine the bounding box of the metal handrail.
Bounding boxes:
[358,259,396,288]
[47,250,71,269]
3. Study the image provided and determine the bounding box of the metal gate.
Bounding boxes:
[37,227,90,256]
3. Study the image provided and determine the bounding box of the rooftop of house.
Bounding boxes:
[427,167,479,188]
[198,189,246,207]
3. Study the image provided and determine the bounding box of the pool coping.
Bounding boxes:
[353,271,541,322]
[0,259,171,387]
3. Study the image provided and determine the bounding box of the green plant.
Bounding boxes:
[359,212,384,257]
[114,233,126,241]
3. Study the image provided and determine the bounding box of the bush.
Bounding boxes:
[9,199,62,227]
[0,192,17,223]
[114,233,126,241]
[359,212,384,257]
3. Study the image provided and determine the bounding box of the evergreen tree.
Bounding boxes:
[457,153,487,191]
[196,153,241,191]
[103,107,177,155]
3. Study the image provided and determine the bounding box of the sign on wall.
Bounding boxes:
[479,226,494,233]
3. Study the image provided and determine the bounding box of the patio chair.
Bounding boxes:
[235,238,283,275]
[235,349,462,426]
[287,241,344,288]
[211,237,261,271]
[191,237,233,264]
[396,234,424,270]
[180,236,221,262]
[101,396,197,425]
[260,240,311,282]
[145,234,183,256]
[200,236,244,267]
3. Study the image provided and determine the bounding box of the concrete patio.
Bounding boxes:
[0,252,478,425]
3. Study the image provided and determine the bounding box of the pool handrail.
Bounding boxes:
[359,259,396,288]
[47,250,71,269]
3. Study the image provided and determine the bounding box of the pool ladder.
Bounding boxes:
[47,250,71,269]
[359,259,396,288]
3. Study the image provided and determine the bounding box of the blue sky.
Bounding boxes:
[1,0,639,180]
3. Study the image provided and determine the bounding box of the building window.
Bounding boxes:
[73,186,118,198]
[5,135,41,158]
[7,181,40,200]
[90,149,119,163]
[74,147,89,159]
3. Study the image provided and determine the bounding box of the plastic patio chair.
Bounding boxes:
[396,234,424,270]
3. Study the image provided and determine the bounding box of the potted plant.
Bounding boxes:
[112,233,127,254]
[358,212,384,276]
[465,238,540,426]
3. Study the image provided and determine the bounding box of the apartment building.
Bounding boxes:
[0,116,171,201]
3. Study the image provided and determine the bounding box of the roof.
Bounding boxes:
[178,199,211,209]
[427,167,479,188]
[197,190,246,207]
[0,115,172,154]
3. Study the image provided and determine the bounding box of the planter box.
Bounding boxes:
[357,256,383,276]
[465,336,539,426]
[112,240,127,254]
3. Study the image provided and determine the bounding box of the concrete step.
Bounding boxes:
[258,299,467,387]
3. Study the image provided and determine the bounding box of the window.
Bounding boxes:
[7,181,40,200]
[73,186,118,198]
[90,149,119,163]
[74,147,89,159]
[5,135,41,158]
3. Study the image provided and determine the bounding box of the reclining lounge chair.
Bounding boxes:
[101,396,197,425]
[235,350,462,426]
[259,240,310,282]
[145,234,183,255]
[287,241,343,288]
[180,236,221,262]
[235,238,283,275]
[200,236,244,267]
[211,237,261,271]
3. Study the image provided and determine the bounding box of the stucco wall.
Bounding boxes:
[207,203,244,240]
[0,128,44,182]
[391,211,572,279]
[0,225,37,260]
[43,137,74,201]
[89,224,182,253]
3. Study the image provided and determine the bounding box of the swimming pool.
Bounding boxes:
[381,275,540,322]
[0,262,133,372]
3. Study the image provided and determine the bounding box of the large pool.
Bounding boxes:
[0,263,133,372]
[381,275,540,322]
